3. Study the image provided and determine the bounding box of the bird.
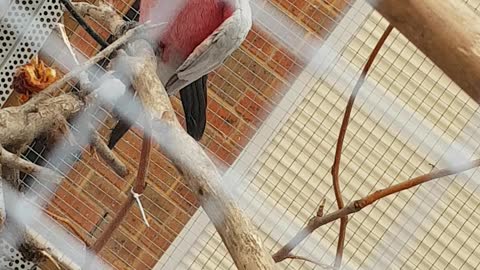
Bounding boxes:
[107,0,252,149]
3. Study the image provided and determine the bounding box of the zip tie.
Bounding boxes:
[131,188,150,227]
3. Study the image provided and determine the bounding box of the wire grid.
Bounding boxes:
[0,0,353,269]
[19,1,187,268]
[158,1,480,270]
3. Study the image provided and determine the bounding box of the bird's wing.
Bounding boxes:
[165,3,252,95]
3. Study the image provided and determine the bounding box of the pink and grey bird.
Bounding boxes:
[108,0,252,148]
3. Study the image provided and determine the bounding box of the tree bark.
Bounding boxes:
[0,93,83,149]
[366,0,480,103]
[118,41,276,270]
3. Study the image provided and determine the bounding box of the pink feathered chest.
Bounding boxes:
[140,0,233,62]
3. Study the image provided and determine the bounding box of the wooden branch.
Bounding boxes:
[71,6,272,268]
[273,159,480,262]
[0,145,63,184]
[23,227,80,270]
[71,1,125,37]
[0,93,83,150]
[90,131,129,177]
[329,25,393,268]
[44,209,88,244]
[366,0,480,104]
[119,40,275,269]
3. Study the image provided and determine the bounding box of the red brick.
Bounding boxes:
[124,206,147,237]
[171,183,198,215]
[70,26,98,57]
[50,182,104,232]
[142,186,176,223]
[105,229,143,267]
[100,249,131,270]
[82,174,125,212]
[206,133,241,165]
[207,98,240,137]
[230,121,256,148]
[166,211,189,235]
[87,155,127,190]
[138,220,171,254]
[64,156,92,185]
[133,251,159,270]
[235,90,273,124]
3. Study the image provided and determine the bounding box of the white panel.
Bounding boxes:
[158,1,480,270]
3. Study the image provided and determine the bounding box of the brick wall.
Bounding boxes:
[4,0,353,269]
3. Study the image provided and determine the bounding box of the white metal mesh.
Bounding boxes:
[1,0,480,269]
[0,0,63,107]
[158,1,480,269]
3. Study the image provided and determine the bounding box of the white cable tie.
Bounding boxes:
[131,188,150,227]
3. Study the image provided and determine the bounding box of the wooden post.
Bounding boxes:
[366,0,480,103]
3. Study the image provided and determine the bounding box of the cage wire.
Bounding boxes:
[156,1,480,270]
[1,0,480,269]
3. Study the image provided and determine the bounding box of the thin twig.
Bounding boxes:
[44,209,88,244]
[283,254,334,269]
[330,24,394,268]
[273,158,480,262]
[273,199,326,262]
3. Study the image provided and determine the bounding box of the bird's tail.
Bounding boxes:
[108,117,134,149]
[107,88,142,149]
[180,75,208,141]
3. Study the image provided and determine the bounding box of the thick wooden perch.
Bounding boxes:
[119,41,276,269]
[366,0,480,103]
[0,93,83,149]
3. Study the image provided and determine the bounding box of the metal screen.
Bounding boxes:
[0,0,63,106]
[1,0,480,269]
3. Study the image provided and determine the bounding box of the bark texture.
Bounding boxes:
[367,0,480,103]
[0,94,83,149]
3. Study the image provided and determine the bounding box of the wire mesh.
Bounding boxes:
[1,0,479,269]
[155,0,480,270]
[1,0,338,268]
